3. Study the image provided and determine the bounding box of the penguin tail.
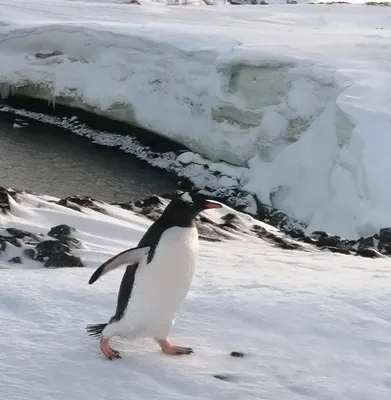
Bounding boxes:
[86,323,107,338]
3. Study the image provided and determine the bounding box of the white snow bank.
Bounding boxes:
[1,189,391,400]
[1,2,391,239]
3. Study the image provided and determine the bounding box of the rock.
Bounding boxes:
[322,246,351,255]
[268,235,301,250]
[47,224,80,248]
[286,229,305,239]
[213,374,231,382]
[35,50,63,59]
[357,236,375,249]
[44,253,83,268]
[197,218,231,241]
[0,235,21,248]
[311,231,328,240]
[4,228,41,245]
[0,186,19,213]
[219,213,245,232]
[254,229,302,250]
[230,351,244,358]
[0,240,6,252]
[23,248,36,259]
[27,239,84,268]
[355,247,384,258]
[116,195,166,221]
[378,243,391,255]
[365,1,391,6]
[198,235,222,242]
[6,228,32,239]
[35,240,70,262]
[379,228,391,244]
[221,213,239,223]
[58,195,106,214]
[48,224,74,239]
[137,196,165,219]
[8,256,21,264]
[315,234,342,248]
[135,195,162,209]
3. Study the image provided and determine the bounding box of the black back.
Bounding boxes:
[109,191,211,323]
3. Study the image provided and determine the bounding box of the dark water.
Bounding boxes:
[0,114,176,202]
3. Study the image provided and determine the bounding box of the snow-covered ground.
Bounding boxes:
[1,1,391,240]
[0,188,391,400]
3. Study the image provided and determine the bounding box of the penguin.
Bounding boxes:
[86,191,222,360]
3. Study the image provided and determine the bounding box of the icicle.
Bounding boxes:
[0,82,12,99]
[47,88,56,109]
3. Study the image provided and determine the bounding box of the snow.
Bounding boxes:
[1,189,391,400]
[1,1,391,240]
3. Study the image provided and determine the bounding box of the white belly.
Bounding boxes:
[114,226,199,339]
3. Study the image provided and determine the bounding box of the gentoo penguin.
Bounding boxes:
[86,191,222,360]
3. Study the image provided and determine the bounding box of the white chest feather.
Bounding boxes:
[115,226,199,338]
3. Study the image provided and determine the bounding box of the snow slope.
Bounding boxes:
[0,1,391,240]
[1,189,391,400]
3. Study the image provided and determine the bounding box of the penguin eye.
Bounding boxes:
[179,192,194,205]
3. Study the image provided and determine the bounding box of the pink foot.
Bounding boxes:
[100,338,121,360]
[157,339,194,355]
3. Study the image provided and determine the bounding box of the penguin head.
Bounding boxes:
[163,191,223,223]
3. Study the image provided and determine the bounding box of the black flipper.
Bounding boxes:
[88,246,150,285]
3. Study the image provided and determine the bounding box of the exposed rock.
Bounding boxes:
[313,233,342,248]
[34,50,63,60]
[318,1,350,3]
[8,256,21,264]
[378,243,391,256]
[356,247,384,259]
[23,248,36,259]
[219,213,246,232]
[286,229,306,239]
[35,240,70,262]
[0,227,41,250]
[357,236,375,249]
[0,235,20,249]
[365,1,391,5]
[44,252,83,268]
[198,235,222,242]
[254,227,302,251]
[230,351,245,358]
[58,195,106,214]
[47,224,81,248]
[48,224,74,239]
[5,228,41,244]
[197,217,232,241]
[213,374,232,382]
[379,227,391,244]
[0,187,19,213]
[321,246,352,255]
[22,239,85,268]
[115,195,165,221]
